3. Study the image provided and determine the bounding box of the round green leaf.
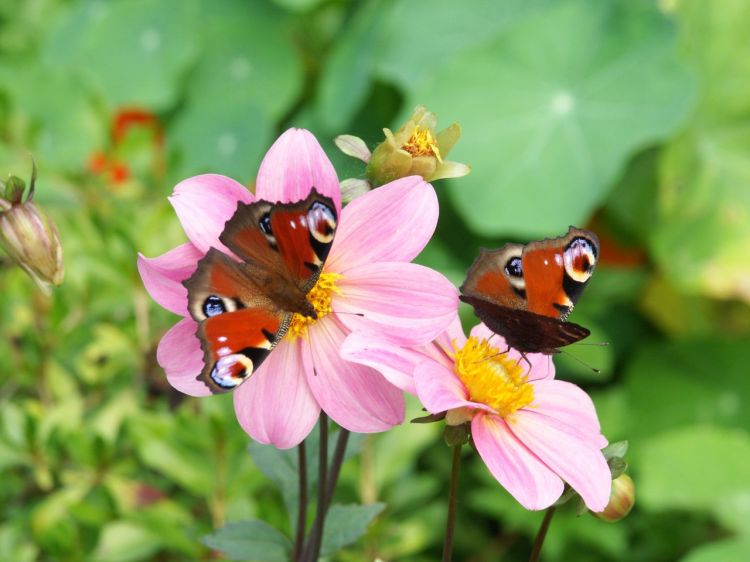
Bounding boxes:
[637,426,750,534]
[405,0,694,236]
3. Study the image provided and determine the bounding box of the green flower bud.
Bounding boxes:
[365,106,470,186]
[0,165,64,292]
[595,473,635,522]
[4,175,26,204]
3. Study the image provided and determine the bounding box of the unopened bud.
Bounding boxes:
[0,167,64,291]
[595,473,635,522]
[4,175,26,204]
[443,422,470,446]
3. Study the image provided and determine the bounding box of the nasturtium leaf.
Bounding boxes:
[190,0,302,121]
[320,503,385,557]
[623,340,750,438]
[377,0,551,90]
[169,98,273,183]
[637,426,750,535]
[46,0,199,110]
[681,538,750,562]
[0,64,104,171]
[653,123,750,302]
[404,0,694,236]
[202,520,291,562]
[315,0,386,132]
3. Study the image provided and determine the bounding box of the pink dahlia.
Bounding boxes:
[343,320,611,511]
[137,128,457,448]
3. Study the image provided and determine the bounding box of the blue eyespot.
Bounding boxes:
[203,295,226,317]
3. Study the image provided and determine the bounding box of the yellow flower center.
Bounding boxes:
[286,272,342,341]
[402,126,443,162]
[452,337,534,419]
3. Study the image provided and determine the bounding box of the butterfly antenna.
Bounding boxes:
[573,341,610,347]
[335,311,365,317]
[558,349,601,374]
[477,346,510,363]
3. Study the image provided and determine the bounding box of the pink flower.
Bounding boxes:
[137,128,457,448]
[343,320,611,511]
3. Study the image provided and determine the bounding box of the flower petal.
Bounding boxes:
[137,243,202,316]
[413,359,494,415]
[303,317,404,433]
[430,161,470,182]
[326,176,438,272]
[413,359,469,413]
[255,128,342,215]
[340,332,425,394]
[156,318,211,397]
[169,174,254,255]
[472,413,564,510]
[334,262,457,346]
[509,409,612,512]
[234,339,320,449]
[469,323,554,381]
[529,380,608,449]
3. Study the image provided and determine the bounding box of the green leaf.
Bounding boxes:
[45,0,199,110]
[681,538,750,562]
[92,521,161,562]
[377,0,551,90]
[320,503,385,557]
[637,425,750,535]
[201,520,291,562]
[191,0,302,120]
[624,340,750,438]
[405,0,694,236]
[315,0,386,131]
[169,97,273,183]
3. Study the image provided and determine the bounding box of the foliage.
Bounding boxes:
[1,0,749,560]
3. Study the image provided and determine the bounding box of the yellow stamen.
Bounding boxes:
[401,126,443,163]
[453,337,534,419]
[286,272,342,341]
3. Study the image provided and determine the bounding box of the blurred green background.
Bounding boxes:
[1,0,749,560]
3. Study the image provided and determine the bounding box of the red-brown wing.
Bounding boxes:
[522,227,599,319]
[459,295,590,354]
[460,244,527,310]
[219,189,337,291]
[182,248,290,393]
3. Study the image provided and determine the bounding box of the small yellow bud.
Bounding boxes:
[365,106,470,186]
[0,164,64,292]
[595,474,635,522]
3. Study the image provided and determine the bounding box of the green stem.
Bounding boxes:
[528,506,556,562]
[441,445,462,562]
[293,440,308,561]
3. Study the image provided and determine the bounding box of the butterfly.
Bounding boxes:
[459,227,599,356]
[182,189,337,393]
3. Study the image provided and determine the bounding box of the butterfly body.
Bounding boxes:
[459,227,599,355]
[182,189,337,393]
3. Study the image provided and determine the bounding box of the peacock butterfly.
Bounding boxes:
[182,189,337,393]
[459,227,599,356]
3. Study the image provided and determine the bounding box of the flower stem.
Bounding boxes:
[301,413,329,562]
[293,440,308,561]
[324,428,350,509]
[442,444,462,562]
[529,506,556,562]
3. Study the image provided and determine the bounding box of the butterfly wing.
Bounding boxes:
[459,227,599,354]
[181,190,338,394]
[459,295,590,354]
[219,188,337,292]
[183,249,290,393]
[522,227,599,319]
[459,243,527,309]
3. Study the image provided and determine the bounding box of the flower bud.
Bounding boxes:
[365,106,470,187]
[0,165,64,292]
[595,473,635,522]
